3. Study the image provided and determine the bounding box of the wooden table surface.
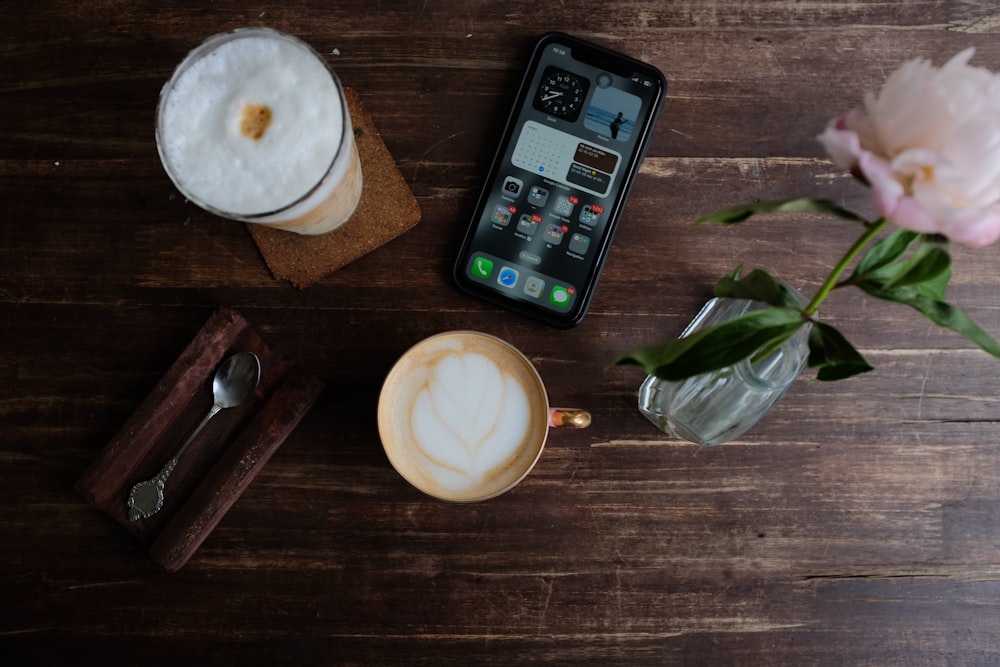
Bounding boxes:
[5,1,1000,664]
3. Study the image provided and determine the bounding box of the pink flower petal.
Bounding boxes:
[943,209,1000,246]
[817,122,862,170]
[818,49,1000,246]
[880,195,940,234]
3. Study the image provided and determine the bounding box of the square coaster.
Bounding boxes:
[248,87,422,288]
[75,307,325,571]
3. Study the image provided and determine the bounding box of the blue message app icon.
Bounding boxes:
[498,266,519,288]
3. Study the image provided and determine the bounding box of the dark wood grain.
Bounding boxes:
[5,1,1000,665]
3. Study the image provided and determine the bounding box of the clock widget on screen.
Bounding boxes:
[533,66,590,121]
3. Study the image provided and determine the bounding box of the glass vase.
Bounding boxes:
[637,289,810,446]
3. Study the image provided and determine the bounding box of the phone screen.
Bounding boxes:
[454,32,666,326]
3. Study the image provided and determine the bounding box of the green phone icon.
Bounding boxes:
[472,256,494,279]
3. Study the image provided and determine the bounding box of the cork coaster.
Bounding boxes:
[247,87,422,288]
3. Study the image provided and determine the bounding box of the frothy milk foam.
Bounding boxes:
[379,332,549,501]
[157,29,362,234]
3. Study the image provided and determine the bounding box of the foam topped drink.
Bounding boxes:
[378,331,551,502]
[156,28,362,235]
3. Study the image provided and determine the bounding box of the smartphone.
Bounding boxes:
[454,32,667,327]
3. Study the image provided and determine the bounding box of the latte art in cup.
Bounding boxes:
[378,331,550,502]
[156,28,362,235]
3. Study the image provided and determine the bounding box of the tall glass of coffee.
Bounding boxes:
[156,28,362,235]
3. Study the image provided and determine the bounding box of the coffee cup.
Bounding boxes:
[377,331,590,502]
[156,28,363,235]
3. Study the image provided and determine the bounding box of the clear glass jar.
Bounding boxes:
[638,290,810,445]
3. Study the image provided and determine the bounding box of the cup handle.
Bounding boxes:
[549,408,591,429]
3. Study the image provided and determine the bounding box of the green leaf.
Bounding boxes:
[850,231,1000,360]
[807,322,874,381]
[853,228,919,276]
[852,232,951,296]
[614,307,806,381]
[696,197,869,226]
[886,246,950,290]
[713,268,802,309]
[913,264,951,301]
[858,287,1000,360]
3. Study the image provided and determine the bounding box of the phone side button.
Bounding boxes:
[519,251,542,265]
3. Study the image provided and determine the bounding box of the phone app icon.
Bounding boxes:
[579,203,604,225]
[550,285,574,307]
[552,195,576,216]
[569,233,591,255]
[517,213,540,235]
[498,266,519,288]
[491,205,513,226]
[501,176,524,197]
[528,185,549,207]
[544,224,565,244]
[523,276,545,298]
[472,256,494,279]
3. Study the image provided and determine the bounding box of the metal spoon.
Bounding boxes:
[127,351,261,521]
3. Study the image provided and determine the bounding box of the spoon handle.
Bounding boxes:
[126,403,223,521]
[170,403,223,466]
[154,402,222,481]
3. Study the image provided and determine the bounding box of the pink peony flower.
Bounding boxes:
[818,48,1000,246]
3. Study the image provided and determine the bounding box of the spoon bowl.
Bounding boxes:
[212,351,262,409]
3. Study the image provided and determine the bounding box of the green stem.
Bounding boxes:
[803,217,888,317]
[748,217,887,365]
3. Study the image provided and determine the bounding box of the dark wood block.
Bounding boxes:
[75,307,325,571]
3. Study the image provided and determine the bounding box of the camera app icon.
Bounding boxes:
[502,176,524,197]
